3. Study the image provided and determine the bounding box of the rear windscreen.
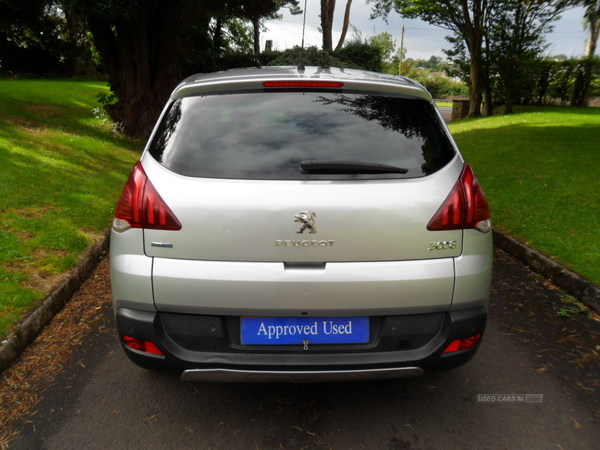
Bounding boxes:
[148,92,456,180]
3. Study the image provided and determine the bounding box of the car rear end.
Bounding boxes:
[110,67,492,382]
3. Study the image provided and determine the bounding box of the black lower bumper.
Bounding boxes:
[115,306,487,381]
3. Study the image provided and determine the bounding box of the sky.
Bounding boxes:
[261,1,590,61]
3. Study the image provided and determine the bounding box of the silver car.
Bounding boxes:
[110,66,493,382]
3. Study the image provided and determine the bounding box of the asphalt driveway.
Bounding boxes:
[2,248,599,449]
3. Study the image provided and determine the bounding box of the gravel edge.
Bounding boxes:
[1,228,598,374]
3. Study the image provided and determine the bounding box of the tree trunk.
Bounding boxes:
[536,63,551,105]
[87,0,184,139]
[585,13,599,59]
[482,34,493,115]
[334,0,352,52]
[213,16,224,53]
[483,83,493,116]
[462,1,485,117]
[505,84,515,114]
[321,0,335,52]
[252,16,260,55]
[571,61,593,107]
[571,12,599,107]
[468,42,483,116]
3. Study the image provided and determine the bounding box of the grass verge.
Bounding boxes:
[449,106,600,285]
[0,79,140,338]
[1,85,598,339]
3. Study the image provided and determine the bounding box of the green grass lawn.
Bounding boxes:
[449,106,600,285]
[1,82,598,340]
[0,79,140,337]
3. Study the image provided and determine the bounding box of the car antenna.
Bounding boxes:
[298,0,307,71]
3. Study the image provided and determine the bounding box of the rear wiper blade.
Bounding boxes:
[300,160,409,174]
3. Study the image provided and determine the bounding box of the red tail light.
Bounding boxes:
[114,162,182,231]
[427,164,491,233]
[443,334,482,353]
[123,335,163,355]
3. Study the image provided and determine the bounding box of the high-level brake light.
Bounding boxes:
[113,162,182,232]
[427,164,491,233]
[263,81,344,88]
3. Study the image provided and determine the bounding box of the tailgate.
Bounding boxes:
[142,158,464,263]
[152,257,455,315]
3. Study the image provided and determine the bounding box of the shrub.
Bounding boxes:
[267,46,362,69]
[333,41,382,72]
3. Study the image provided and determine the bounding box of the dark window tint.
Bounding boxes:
[149,92,455,180]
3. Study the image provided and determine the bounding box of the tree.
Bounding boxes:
[371,0,575,116]
[572,0,600,105]
[409,55,447,71]
[221,18,254,54]
[368,31,396,72]
[0,0,69,74]
[335,0,353,51]
[233,0,301,55]
[369,31,396,61]
[60,0,301,138]
[62,0,186,138]
[427,55,443,68]
[583,0,600,58]
[487,0,567,113]
[335,35,384,71]
[320,0,354,52]
[268,45,358,68]
[2,0,302,137]
[320,0,334,51]
[371,0,491,117]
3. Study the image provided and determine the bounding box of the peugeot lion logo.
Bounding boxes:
[294,211,316,234]
[275,210,334,247]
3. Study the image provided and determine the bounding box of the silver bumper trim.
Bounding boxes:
[180,367,424,383]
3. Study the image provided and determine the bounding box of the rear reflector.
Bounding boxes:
[443,334,482,353]
[114,162,182,232]
[427,164,491,233]
[123,335,164,355]
[263,81,344,88]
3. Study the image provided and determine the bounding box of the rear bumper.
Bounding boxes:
[180,367,424,383]
[115,306,487,382]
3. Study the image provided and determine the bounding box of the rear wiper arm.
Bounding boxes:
[300,160,409,174]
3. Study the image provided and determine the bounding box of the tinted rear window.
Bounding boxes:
[149,92,455,180]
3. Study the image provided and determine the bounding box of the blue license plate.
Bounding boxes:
[240,316,369,345]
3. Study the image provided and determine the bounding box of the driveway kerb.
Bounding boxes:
[1,228,598,374]
[0,231,110,374]
[493,229,600,315]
